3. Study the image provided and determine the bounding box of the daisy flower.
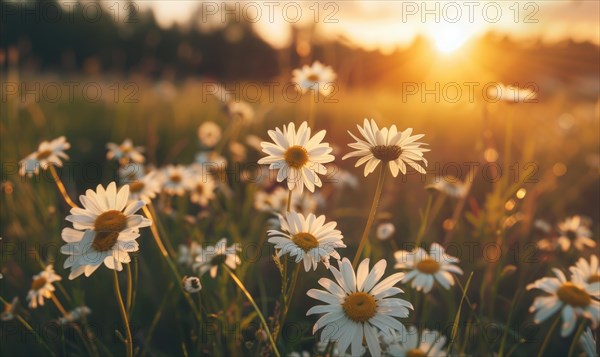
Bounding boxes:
[185,174,216,207]
[268,211,345,271]
[556,215,595,251]
[58,306,91,325]
[376,223,396,241]
[193,238,241,278]
[198,121,222,148]
[426,176,468,198]
[526,268,600,336]
[60,182,152,280]
[183,276,202,293]
[307,257,412,357]
[258,121,334,193]
[570,255,600,292]
[580,327,597,357]
[161,165,190,196]
[26,265,62,308]
[126,170,162,203]
[106,139,145,165]
[118,163,146,183]
[178,241,203,268]
[385,327,447,357]
[292,61,337,96]
[19,136,70,176]
[394,243,463,293]
[342,119,429,177]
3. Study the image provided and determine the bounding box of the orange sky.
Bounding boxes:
[138,1,600,52]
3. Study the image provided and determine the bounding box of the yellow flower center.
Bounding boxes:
[196,184,204,194]
[370,145,402,161]
[307,74,320,82]
[588,274,600,284]
[170,174,182,183]
[93,210,127,252]
[129,182,145,193]
[556,282,591,307]
[36,150,53,160]
[284,146,309,169]
[406,349,426,357]
[342,292,377,323]
[416,258,441,274]
[291,232,319,252]
[31,277,47,291]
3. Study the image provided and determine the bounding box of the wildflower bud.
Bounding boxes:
[183,276,202,293]
[376,223,395,241]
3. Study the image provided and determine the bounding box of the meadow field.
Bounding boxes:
[1,2,599,355]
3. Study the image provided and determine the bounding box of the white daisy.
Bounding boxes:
[126,170,162,203]
[376,223,396,241]
[26,265,62,309]
[426,176,468,198]
[570,255,600,294]
[58,306,92,325]
[580,327,597,357]
[307,257,412,357]
[193,238,241,278]
[198,121,222,148]
[258,121,334,193]
[106,139,145,165]
[178,241,203,268]
[183,276,202,293]
[526,268,600,337]
[268,211,345,271]
[342,119,429,177]
[161,165,190,196]
[292,61,337,96]
[118,163,146,183]
[185,174,216,207]
[556,216,595,251]
[385,327,447,357]
[394,243,463,293]
[19,136,70,176]
[60,182,152,280]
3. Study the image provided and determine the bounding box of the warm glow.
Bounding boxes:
[432,26,470,54]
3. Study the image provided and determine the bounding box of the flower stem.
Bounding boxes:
[126,263,133,317]
[352,165,386,268]
[225,267,281,357]
[307,94,317,128]
[286,190,292,212]
[141,204,203,323]
[274,262,301,344]
[48,165,77,209]
[567,320,587,357]
[537,314,561,357]
[113,269,133,357]
[50,293,68,316]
